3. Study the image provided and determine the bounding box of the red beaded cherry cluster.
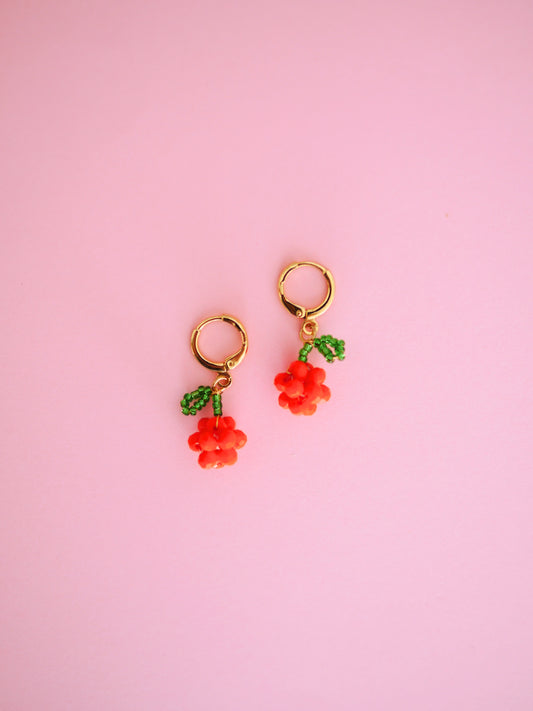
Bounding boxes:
[274,360,331,416]
[274,334,345,415]
[188,416,247,469]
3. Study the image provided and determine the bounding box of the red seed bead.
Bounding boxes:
[218,429,237,450]
[301,402,317,416]
[188,432,201,451]
[288,398,303,414]
[198,417,213,432]
[233,430,247,449]
[274,372,291,390]
[198,450,218,469]
[284,378,304,398]
[320,384,331,401]
[288,360,309,380]
[307,366,326,385]
[304,383,322,404]
[278,392,290,408]
[219,448,238,466]
[199,431,217,451]
[219,416,235,430]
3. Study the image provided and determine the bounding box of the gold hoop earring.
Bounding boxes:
[181,315,248,469]
[275,261,345,416]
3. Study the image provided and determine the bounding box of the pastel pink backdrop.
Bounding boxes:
[1,1,532,709]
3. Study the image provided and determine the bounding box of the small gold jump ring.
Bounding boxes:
[212,371,232,393]
[278,261,335,320]
[300,318,319,342]
[191,315,248,372]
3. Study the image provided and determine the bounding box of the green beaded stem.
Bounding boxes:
[212,392,223,416]
[297,342,313,362]
[313,334,345,363]
[181,385,212,415]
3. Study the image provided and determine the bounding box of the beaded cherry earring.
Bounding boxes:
[181,315,248,469]
[274,261,345,415]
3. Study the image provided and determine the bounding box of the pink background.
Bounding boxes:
[1,1,532,708]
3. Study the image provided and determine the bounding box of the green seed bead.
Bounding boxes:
[182,407,190,415]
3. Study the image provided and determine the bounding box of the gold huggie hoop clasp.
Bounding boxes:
[278,261,335,342]
[191,315,248,376]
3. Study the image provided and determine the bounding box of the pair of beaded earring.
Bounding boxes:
[180,261,345,469]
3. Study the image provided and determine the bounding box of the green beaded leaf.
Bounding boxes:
[180,385,212,415]
[313,335,346,363]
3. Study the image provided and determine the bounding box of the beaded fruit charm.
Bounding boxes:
[276,261,345,415]
[275,335,345,415]
[182,315,248,469]
[181,388,247,469]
